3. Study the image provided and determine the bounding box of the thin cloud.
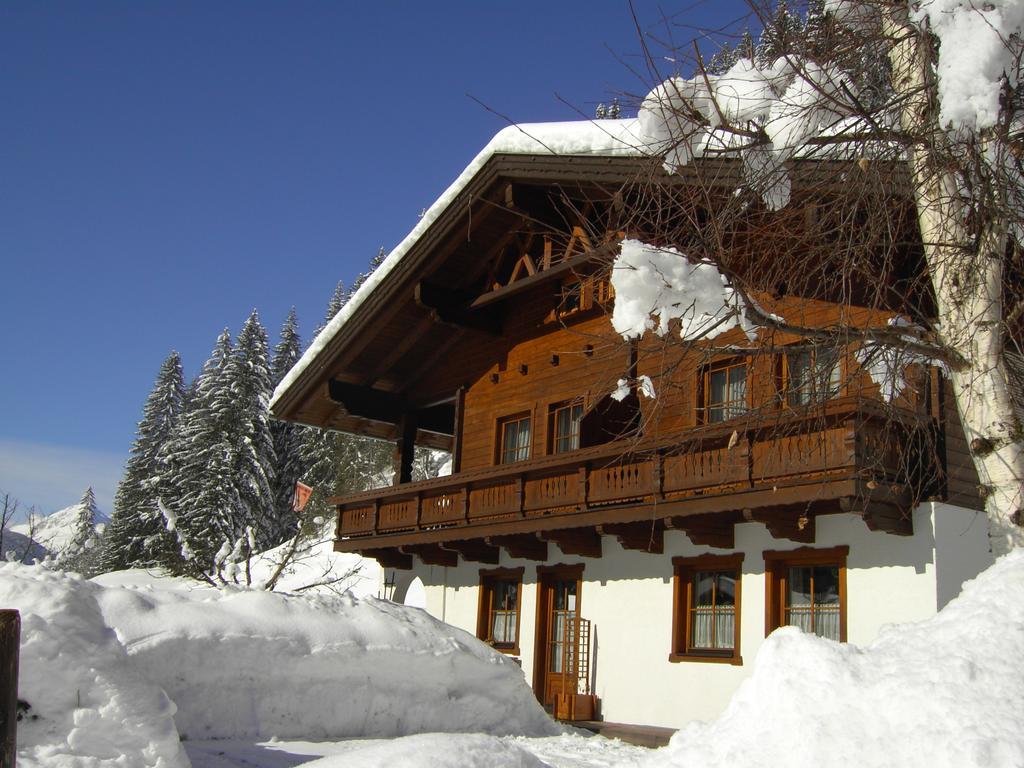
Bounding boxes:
[0,439,125,518]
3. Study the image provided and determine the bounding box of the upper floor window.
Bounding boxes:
[701,359,748,423]
[764,546,847,642]
[550,400,584,454]
[784,347,841,405]
[498,413,531,464]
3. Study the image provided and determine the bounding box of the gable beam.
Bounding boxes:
[415,281,502,335]
[327,380,405,424]
[471,240,620,309]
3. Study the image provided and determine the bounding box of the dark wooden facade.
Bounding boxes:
[270,154,983,570]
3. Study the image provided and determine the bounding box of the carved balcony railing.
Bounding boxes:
[332,399,937,545]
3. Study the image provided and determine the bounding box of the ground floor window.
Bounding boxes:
[764,546,848,642]
[671,553,743,664]
[477,567,524,653]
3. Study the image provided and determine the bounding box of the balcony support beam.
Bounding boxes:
[598,521,664,553]
[440,539,500,564]
[486,534,548,561]
[360,547,412,570]
[540,527,602,558]
[666,513,737,549]
[401,543,457,568]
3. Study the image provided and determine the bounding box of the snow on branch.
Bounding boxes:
[610,239,758,342]
[638,58,852,210]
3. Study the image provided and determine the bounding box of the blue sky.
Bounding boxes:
[0,1,751,515]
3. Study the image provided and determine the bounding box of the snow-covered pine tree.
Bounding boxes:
[755,0,804,67]
[224,310,277,549]
[99,351,186,572]
[59,487,102,575]
[159,329,237,571]
[348,248,388,299]
[268,308,306,544]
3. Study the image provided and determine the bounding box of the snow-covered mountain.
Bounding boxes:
[9,492,108,561]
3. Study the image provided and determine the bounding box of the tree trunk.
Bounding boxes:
[886,7,1024,553]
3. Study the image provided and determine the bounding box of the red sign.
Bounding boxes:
[292,481,313,513]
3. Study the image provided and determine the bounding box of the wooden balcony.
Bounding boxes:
[331,400,937,568]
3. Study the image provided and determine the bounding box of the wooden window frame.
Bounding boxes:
[496,412,531,465]
[477,567,524,655]
[779,345,844,408]
[698,357,749,425]
[763,546,848,642]
[548,398,585,455]
[670,553,744,665]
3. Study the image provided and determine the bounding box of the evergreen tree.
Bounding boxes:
[59,487,102,575]
[756,0,804,66]
[99,351,186,572]
[348,248,387,299]
[225,310,277,548]
[268,308,306,544]
[159,329,236,571]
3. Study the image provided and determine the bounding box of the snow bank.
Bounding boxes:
[95,581,560,741]
[643,550,1024,768]
[0,564,188,768]
[299,733,549,768]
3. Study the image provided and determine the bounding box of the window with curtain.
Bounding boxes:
[477,569,523,653]
[671,553,743,663]
[785,346,841,405]
[702,360,748,423]
[764,546,848,643]
[498,414,531,464]
[550,400,584,454]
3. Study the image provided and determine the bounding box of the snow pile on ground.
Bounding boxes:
[245,527,379,597]
[0,564,188,768]
[643,550,1024,768]
[95,579,560,742]
[299,733,548,768]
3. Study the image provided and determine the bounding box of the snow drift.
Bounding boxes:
[94,579,559,741]
[644,550,1024,768]
[299,733,549,768]
[0,564,188,768]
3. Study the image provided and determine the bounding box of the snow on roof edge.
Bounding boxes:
[270,118,649,411]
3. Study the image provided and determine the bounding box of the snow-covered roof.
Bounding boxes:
[270,118,649,412]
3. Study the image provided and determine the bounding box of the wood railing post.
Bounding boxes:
[0,610,19,768]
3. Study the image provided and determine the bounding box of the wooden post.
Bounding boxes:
[393,412,417,486]
[0,610,19,768]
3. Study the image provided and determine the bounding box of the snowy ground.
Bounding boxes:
[184,733,647,768]
[7,536,1023,767]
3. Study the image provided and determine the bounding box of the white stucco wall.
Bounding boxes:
[395,503,991,729]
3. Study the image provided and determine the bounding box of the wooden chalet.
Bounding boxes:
[271,120,994,730]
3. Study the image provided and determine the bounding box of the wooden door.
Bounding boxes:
[534,569,581,708]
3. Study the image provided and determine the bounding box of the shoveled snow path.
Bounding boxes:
[184,733,648,768]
